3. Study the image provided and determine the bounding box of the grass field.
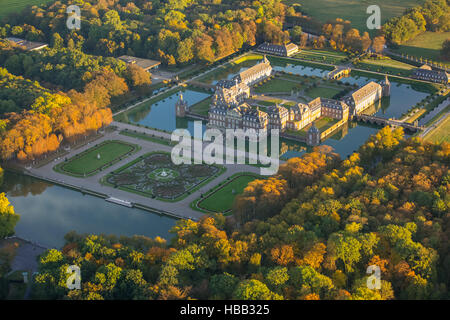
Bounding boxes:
[254,78,301,93]
[393,31,450,65]
[294,49,348,64]
[423,114,450,143]
[361,58,416,70]
[196,174,260,213]
[56,140,138,177]
[0,0,53,19]
[306,86,342,99]
[284,0,422,32]
[190,97,213,116]
[288,116,339,137]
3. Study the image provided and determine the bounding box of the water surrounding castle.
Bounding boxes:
[176,56,391,146]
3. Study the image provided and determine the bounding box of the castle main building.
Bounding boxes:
[344,76,391,115]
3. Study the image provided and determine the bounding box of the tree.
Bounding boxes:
[441,39,450,61]
[289,266,334,297]
[372,36,386,53]
[328,234,362,273]
[0,193,19,238]
[266,267,289,289]
[289,26,303,43]
[177,38,195,64]
[233,279,281,300]
[51,33,64,50]
[124,64,151,88]
[209,273,238,299]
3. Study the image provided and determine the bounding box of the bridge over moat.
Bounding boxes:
[354,114,424,133]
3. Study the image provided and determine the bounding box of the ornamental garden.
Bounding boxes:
[102,152,224,201]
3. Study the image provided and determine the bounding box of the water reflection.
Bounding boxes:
[122,89,211,134]
[1,172,177,248]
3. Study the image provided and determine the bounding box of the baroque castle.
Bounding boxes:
[176,57,391,146]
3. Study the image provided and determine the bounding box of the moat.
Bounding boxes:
[1,172,177,248]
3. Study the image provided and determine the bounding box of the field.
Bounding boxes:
[360,58,416,70]
[393,31,450,65]
[424,114,450,144]
[254,78,301,93]
[289,116,340,136]
[354,61,413,77]
[0,0,54,19]
[195,174,260,213]
[55,140,139,177]
[294,49,348,64]
[190,97,213,116]
[305,86,342,99]
[284,0,422,32]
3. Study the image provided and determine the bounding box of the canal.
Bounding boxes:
[1,172,177,249]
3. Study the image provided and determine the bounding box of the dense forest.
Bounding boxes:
[0,0,291,66]
[29,128,450,300]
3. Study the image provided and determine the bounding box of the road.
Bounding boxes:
[420,111,450,139]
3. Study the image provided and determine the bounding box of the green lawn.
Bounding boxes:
[190,96,213,116]
[56,140,139,177]
[196,174,261,213]
[294,49,348,64]
[393,31,450,64]
[254,78,301,93]
[288,116,339,136]
[354,61,412,77]
[233,54,264,65]
[0,0,53,18]
[306,86,342,99]
[360,58,416,70]
[284,0,422,32]
[424,114,450,144]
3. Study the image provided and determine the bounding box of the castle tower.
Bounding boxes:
[175,93,188,117]
[307,122,320,146]
[381,75,391,97]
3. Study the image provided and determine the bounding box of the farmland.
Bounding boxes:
[0,0,54,19]
[284,0,422,31]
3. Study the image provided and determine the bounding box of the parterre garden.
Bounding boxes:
[103,152,225,201]
[54,140,140,177]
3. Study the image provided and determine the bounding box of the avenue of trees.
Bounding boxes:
[383,0,449,45]
[30,128,450,300]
